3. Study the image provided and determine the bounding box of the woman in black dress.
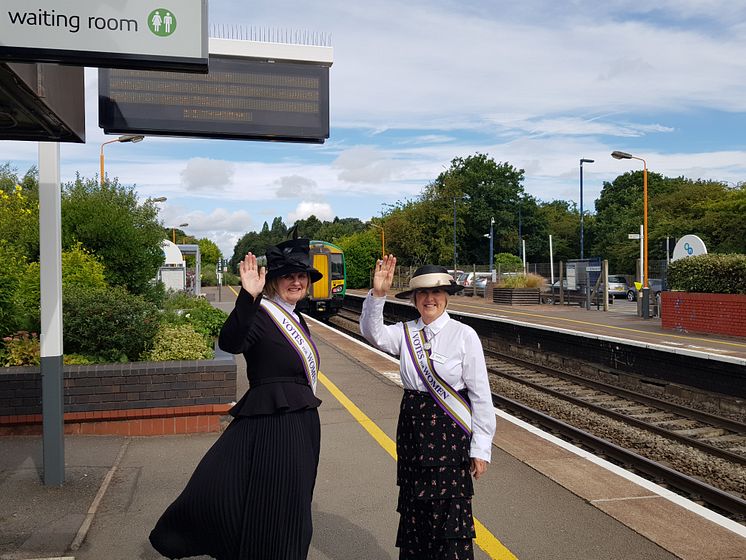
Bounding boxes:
[150,237,323,560]
[360,256,496,560]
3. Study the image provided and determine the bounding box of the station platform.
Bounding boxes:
[346,288,746,365]
[4,299,743,560]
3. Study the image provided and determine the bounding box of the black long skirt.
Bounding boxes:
[395,390,475,560]
[150,408,321,560]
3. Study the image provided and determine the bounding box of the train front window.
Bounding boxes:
[330,255,344,279]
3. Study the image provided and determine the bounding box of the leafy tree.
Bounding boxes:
[293,215,323,239]
[410,154,528,267]
[0,241,26,337]
[197,238,221,267]
[315,217,366,243]
[337,230,379,289]
[0,181,39,261]
[61,176,165,295]
[536,200,580,263]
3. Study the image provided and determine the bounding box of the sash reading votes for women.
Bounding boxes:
[259,299,319,394]
[403,323,472,436]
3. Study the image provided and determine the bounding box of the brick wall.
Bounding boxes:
[0,347,237,435]
[661,292,746,338]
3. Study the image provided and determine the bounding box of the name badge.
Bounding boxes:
[430,351,447,364]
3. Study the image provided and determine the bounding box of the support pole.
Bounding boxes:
[39,142,65,486]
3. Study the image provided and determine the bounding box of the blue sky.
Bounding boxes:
[3,0,746,257]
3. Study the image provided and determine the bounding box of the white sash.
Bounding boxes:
[403,323,472,436]
[260,299,319,394]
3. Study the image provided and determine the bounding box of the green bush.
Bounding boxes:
[497,273,546,289]
[63,285,160,362]
[494,252,523,273]
[667,254,746,294]
[14,243,109,333]
[201,267,217,286]
[0,331,40,366]
[0,241,25,338]
[161,291,228,339]
[141,324,214,361]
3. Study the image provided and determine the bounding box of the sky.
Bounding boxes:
[3,0,746,258]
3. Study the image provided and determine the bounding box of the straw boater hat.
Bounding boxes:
[265,238,322,283]
[395,265,464,299]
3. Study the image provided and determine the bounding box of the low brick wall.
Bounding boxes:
[0,346,237,435]
[661,292,746,338]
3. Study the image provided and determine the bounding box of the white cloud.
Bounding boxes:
[275,175,318,198]
[288,201,334,223]
[180,158,235,190]
[332,146,407,183]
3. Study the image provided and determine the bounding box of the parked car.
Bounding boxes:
[457,272,492,296]
[607,275,629,299]
[626,279,664,302]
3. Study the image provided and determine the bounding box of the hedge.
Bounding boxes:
[667,254,746,294]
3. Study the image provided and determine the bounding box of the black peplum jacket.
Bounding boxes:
[218,289,322,417]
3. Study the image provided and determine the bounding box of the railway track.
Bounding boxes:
[328,308,746,521]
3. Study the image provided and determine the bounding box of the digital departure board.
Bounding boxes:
[98,55,329,143]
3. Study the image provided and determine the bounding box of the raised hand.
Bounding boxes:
[372,254,396,297]
[239,252,266,298]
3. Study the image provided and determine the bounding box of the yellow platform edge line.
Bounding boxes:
[318,371,519,560]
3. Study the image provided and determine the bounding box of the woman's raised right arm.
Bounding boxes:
[360,255,402,356]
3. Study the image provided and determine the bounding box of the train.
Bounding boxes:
[254,239,346,318]
[303,240,346,318]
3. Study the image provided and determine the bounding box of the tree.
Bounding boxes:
[415,154,528,266]
[337,230,379,289]
[197,238,221,267]
[293,215,323,239]
[61,175,165,295]
[0,181,39,261]
[536,200,580,263]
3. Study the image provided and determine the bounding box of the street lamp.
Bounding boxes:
[579,158,594,259]
[149,196,167,203]
[370,223,385,257]
[100,134,144,186]
[489,217,495,280]
[611,151,648,288]
[172,222,188,244]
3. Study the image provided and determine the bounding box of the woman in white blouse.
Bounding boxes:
[360,255,496,560]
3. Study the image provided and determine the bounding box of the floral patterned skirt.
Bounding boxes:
[395,389,475,560]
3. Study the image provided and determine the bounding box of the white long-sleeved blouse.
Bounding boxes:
[359,291,496,462]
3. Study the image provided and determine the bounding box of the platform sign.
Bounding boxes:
[0,0,208,72]
[99,41,331,143]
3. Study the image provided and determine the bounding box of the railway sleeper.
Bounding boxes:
[675,426,728,438]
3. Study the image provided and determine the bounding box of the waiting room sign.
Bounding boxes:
[0,0,207,72]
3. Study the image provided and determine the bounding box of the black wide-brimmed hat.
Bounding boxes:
[265,238,322,283]
[395,265,464,299]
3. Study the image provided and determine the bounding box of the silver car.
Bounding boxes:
[607,275,629,299]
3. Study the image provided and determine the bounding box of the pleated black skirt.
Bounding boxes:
[395,390,475,560]
[150,408,321,560]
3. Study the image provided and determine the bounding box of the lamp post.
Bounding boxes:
[453,197,458,276]
[579,158,594,259]
[489,216,495,280]
[149,196,167,203]
[370,223,385,257]
[172,222,188,244]
[611,151,648,288]
[612,150,649,319]
[100,134,144,186]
